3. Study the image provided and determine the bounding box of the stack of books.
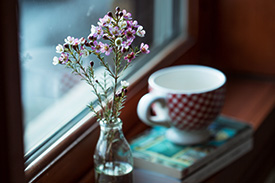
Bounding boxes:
[130,116,253,183]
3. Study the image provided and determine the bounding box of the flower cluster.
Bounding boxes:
[53,7,150,123]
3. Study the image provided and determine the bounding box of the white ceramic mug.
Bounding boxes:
[137,65,226,145]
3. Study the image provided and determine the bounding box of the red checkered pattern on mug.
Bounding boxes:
[167,87,225,131]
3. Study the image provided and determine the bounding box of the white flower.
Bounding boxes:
[118,20,127,29]
[121,80,129,88]
[81,49,90,58]
[115,37,123,47]
[64,36,75,45]
[56,44,64,53]
[79,37,86,44]
[52,56,59,65]
[90,25,97,35]
[136,26,145,37]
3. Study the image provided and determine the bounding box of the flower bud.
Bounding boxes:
[88,35,93,40]
[84,41,91,47]
[119,11,123,17]
[102,34,109,40]
[123,88,128,94]
[107,11,113,17]
[116,91,122,98]
[121,47,127,53]
[89,41,94,46]
[90,61,94,67]
[118,92,122,97]
[63,43,69,49]
[116,6,120,12]
[72,45,78,51]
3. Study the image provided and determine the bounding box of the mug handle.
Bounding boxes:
[137,93,171,127]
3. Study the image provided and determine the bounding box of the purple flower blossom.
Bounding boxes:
[124,52,135,62]
[91,41,102,53]
[95,26,103,39]
[125,28,136,39]
[122,38,134,50]
[127,20,138,29]
[140,43,150,54]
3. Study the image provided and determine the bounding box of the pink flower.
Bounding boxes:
[125,28,135,39]
[98,15,113,27]
[59,53,69,64]
[127,20,138,28]
[122,38,134,50]
[109,26,122,37]
[95,26,103,39]
[90,25,103,39]
[122,9,132,20]
[124,52,135,62]
[140,43,150,54]
[91,41,102,53]
[73,38,79,46]
[100,43,112,56]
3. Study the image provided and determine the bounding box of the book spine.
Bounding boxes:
[182,138,253,183]
[184,126,253,177]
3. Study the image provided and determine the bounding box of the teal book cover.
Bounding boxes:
[130,116,252,179]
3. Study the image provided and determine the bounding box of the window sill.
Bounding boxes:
[204,75,275,183]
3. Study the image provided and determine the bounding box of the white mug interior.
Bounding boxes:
[149,65,226,94]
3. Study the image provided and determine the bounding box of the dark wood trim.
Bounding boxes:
[0,1,25,183]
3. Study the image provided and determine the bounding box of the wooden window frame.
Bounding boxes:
[0,1,25,183]
[1,0,199,182]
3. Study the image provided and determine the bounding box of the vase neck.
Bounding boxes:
[99,118,123,131]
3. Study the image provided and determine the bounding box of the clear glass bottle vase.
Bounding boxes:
[94,118,133,183]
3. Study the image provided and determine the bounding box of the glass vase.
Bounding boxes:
[94,118,133,183]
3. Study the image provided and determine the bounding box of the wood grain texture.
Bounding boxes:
[221,75,275,128]
[200,0,275,76]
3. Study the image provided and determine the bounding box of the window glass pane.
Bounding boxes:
[19,0,188,158]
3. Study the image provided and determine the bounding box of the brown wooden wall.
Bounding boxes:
[199,0,275,76]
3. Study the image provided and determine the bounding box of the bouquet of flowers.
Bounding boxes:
[53,7,149,123]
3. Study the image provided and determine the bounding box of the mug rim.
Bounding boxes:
[149,65,226,94]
